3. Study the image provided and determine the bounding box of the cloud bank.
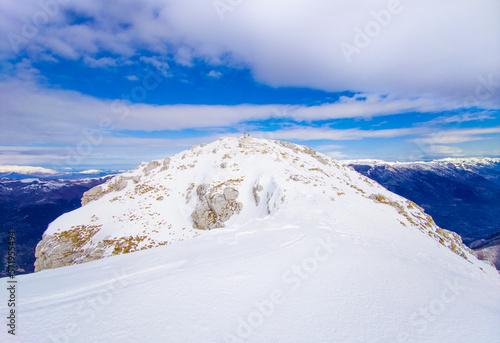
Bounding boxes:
[1,0,499,103]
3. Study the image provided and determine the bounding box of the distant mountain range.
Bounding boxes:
[0,165,116,275]
[0,165,117,180]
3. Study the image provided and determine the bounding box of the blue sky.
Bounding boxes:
[0,0,499,170]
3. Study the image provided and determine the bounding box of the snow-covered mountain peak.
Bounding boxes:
[35,137,478,271]
[0,165,60,175]
[13,137,500,342]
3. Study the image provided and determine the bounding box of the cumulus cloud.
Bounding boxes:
[1,0,499,104]
[139,56,171,77]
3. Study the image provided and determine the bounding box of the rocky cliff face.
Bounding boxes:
[34,137,475,271]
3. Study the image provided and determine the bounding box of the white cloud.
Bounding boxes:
[1,69,498,167]
[408,127,500,145]
[287,94,459,120]
[207,70,222,78]
[126,75,139,81]
[139,56,171,77]
[425,145,464,156]
[420,112,496,126]
[315,144,344,151]
[83,56,117,68]
[174,46,194,67]
[1,76,462,142]
[265,127,428,141]
[325,151,347,159]
[0,134,231,169]
[2,75,498,147]
[1,0,498,104]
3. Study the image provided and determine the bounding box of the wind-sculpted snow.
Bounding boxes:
[35,137,475,271]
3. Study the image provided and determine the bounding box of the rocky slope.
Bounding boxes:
[0,177,111,276]
[35,137,475,272]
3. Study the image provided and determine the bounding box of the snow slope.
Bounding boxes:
[3,137,498,342]
[346,158,500,246]
[1,187,499,342]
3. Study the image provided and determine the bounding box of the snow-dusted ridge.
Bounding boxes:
[0,165,116,180]
[77,169,104,174]
[0,165,60,175]
[35,137,479,272]
[342,157,500,167]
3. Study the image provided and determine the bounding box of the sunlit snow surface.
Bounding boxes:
[2,138,499,342]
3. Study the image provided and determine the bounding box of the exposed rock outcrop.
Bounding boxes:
[252,184,263,205]
[475,246,500,270]
[191,183,243,230]
[81,185,104,206]
[81,176,129,206]
[34,225,106,272]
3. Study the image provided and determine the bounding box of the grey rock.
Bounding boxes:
[34,233,108,272]
[252,185,263,205]
[316,156,329,165]
[112,178,128,192]
[160,158,171,172]
[81,186,103,206]
[144,160,160,173]
[277,141,297,150]
[224,187,239,201]
[475,245,500,270]
[191,183,243,230]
